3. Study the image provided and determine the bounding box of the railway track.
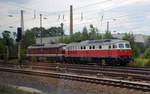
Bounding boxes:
[35,63,150,72]
[1,62,150,82]
[0,67,150,92]
[32,65,150,82]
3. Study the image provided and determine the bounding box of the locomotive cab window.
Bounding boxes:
[119,44,124,48]
[125,44,130,48]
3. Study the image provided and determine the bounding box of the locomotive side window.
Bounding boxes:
[119,44,124,48]
[84,46,86,49]
[93,46,95,49]
[99,45,102,49]
[89,46,92,49]
[113,45,117,48]
[125,44,130,48]
[109,45,111,49]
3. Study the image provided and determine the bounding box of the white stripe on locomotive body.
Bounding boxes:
[27,54,63,57]
[65,39,131,51]
[28,43,66,49]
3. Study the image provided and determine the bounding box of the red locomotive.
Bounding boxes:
[27,43,66,62]
[27,39,132,65]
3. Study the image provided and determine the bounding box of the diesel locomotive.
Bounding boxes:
[27,39,132,65]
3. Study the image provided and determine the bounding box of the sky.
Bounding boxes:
[0,0,150,36]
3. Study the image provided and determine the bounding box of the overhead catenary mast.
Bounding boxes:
[70,5,73,35]
[107,21,109,32]
[40,14,42,44]
[21,10,24,34]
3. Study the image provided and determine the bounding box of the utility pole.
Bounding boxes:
[100,15,104,39]
[6,39,9,62]
[70,5,73,35]
[107,21,109,32]
[40,14,42,44]
[61,23,64,36]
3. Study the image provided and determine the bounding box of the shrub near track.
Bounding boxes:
[129,59,150,67]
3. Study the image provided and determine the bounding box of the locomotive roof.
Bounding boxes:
[67,39,129,46]
[28,43,66,49]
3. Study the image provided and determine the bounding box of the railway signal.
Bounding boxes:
[16,27,22,42]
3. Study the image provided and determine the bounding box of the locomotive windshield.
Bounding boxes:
[119,44,124,48]
[125,44,130,48]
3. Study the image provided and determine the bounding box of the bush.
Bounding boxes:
[141,46,150,59]
[129,59,150,67]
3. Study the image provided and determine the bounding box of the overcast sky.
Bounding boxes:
[0,0,150,35]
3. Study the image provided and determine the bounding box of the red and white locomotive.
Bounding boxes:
[27,39,132,65]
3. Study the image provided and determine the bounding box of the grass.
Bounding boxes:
[129,58,150,67]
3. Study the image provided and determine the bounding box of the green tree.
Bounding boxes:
[97,33,102,39]
[122,33,134,44]
[47,27,64,37]
[2,30,11,39]
[103,31,113,39]
[81,26,89,40]
[89,24,98,40]
[1,30,17,60]
[22,30,36,50]
[12,32,17,39]
[30,27,41,37]
[0,39,6,57]
[141,45,150,58]
[57,25,103,43]
[122,33,139,58]
[30,26,64,38]
[18,30,36,62]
